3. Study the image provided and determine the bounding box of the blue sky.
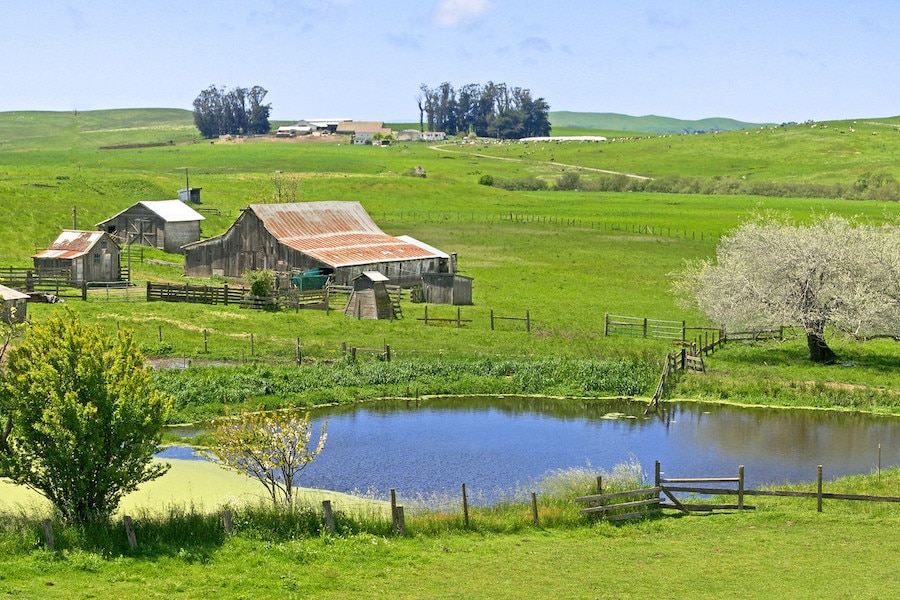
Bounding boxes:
[3,0,899,123]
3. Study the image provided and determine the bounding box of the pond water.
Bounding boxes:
[159,397,900,504]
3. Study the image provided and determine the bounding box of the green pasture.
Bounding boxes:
[2,109,899,417]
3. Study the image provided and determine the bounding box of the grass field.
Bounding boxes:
[1,109,899,597]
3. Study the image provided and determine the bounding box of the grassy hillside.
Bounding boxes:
[549,110,767,133]
[1,109,899,416]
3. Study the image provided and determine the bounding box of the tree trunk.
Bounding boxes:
[806,331,837,363]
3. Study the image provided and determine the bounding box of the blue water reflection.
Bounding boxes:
[163,397,900,503]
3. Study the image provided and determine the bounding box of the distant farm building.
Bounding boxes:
[276,120,314,137]
[183,201,453,285]
[96,199,205,254]
[334,121,394,145]
[0,284,28,323]
[32,230,121,284]
[397,130,446,142]
[344,271,396,320]
[420,272,473,305]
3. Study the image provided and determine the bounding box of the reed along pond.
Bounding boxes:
[161,397,900,504]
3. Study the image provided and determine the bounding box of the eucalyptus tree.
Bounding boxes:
[672,216,900,362]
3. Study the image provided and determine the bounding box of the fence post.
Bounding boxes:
[384,344,391,362]
[158,325,162,342]
[655,461,661,488]
[296,338,302,365]
[222,508,233,534]
[817,465,824,512]
[531,492,539,525]
[491,309,495,330]
[82,281,88,301]
[643,318,648,338]
[224,283,229,306]
[393,506,406,536]
[604,312,609,336]
[42,519,55,550]
[456,307,461,328]
[738,465,745,510]
[462,483,469,528]
[146,281,152,301]
[123,515,138,548]
[250,333,254,356]
[596,476,603,495]
[526,310,531,333]
[203,329,208,353]
[322,500,336,533]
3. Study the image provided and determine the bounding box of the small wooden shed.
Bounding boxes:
[344,271,395,320]
[33,230,121,284]
[421,273,473,305]
[97,200,204,254]
[0,284,28,324]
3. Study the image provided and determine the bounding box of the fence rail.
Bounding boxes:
[604,313,685,340]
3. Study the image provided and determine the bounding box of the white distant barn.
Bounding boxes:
[96,200,205,254]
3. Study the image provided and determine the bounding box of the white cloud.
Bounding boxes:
[433,0,489,27]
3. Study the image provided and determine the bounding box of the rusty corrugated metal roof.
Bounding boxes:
[32,230,109,260]
[250,202,444,267]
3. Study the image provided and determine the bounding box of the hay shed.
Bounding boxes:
[421,272,473,305]
[344,271,395,320]
[0,284,28,324]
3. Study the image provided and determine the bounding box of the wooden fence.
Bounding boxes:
[0,266,79,297]
[577,460,900,521]
[604,313,685,340]
[490,309,531,332]
[146,281,247,305]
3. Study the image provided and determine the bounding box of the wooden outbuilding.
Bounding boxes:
[96,199,204,254]
[344,271,395,320]
[0,284,28,324]
[421,272,473,305]
[183,201,452,285]
[32,230,121,284]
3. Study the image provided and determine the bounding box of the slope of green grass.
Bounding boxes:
[549,110,767,133]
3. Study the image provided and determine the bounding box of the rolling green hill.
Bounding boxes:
[549,110,769,134]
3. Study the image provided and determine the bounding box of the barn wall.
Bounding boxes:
[163,221,202,254]
[184,209,448,283]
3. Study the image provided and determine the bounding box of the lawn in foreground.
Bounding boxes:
[1,510,897,599]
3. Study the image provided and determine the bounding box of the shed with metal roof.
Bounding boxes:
[0,283,28,323]
[32,230,121,284]
[183,201,452,285]
[97,199,205,254]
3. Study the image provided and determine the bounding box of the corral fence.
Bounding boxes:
[145,281,352,311]
[82,281,142,302]
[576,460,900,521]
[604,313,685,340]
[0,266,80,297]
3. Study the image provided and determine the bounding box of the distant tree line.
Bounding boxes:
[481,170,900,201]
[417,82,550,139]
[193,85,272,138]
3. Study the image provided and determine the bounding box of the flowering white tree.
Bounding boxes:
[207,408,327,506]
[673,215,900,362]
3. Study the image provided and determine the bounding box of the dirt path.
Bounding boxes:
[428,144,651,180]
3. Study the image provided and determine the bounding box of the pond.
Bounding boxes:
[160,397,900,504]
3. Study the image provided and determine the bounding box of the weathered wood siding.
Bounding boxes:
[184,210,445,284]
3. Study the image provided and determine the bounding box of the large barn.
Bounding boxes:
[96,200,204,254]
[32,230,121,284]
[183,201,452,285]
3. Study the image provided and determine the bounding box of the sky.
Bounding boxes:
[2,0,899,124]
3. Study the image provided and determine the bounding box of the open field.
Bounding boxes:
[2,109,900,418]
[2,108,900,598]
